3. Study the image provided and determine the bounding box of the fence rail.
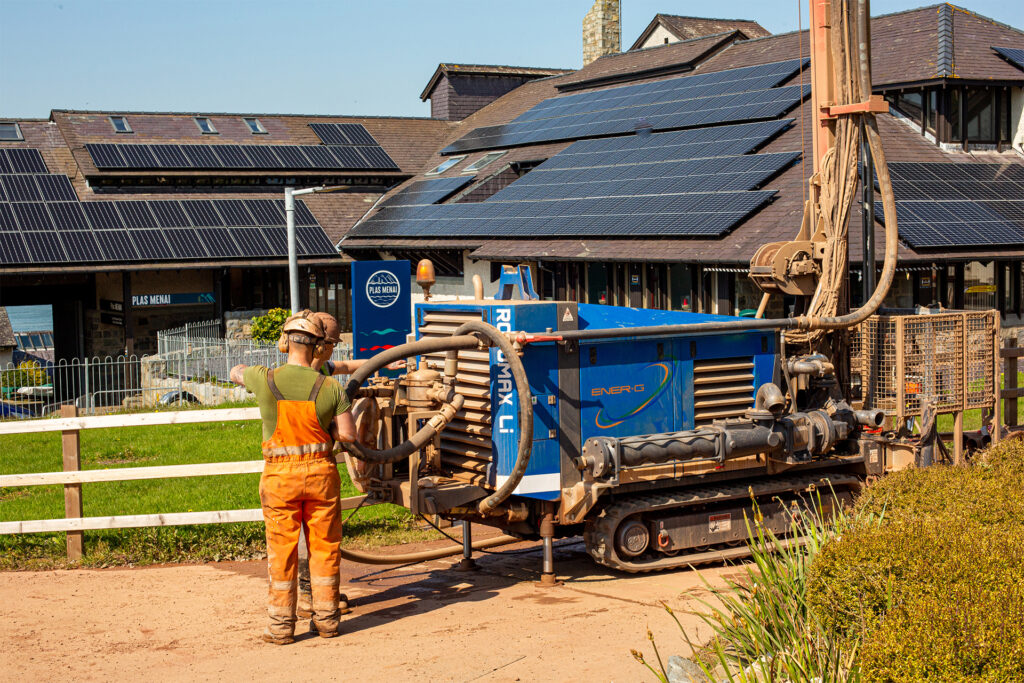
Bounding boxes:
[0,405,374,557]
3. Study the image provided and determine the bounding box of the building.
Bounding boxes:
[339,4,1024,333]
[0,308,13,366]
[420,65,572,121]
[629,14,771,50]
[0,111,451,359]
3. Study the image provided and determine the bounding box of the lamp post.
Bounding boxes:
[284,185,325,313]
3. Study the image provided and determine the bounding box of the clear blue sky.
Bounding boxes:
[1,0,1021,120]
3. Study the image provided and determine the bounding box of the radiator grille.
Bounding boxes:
[693,357,756,424]
[419,310,492,486]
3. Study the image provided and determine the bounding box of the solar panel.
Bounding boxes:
[181,144,222,168]
[5,148,49,173]
[182,199,225,227]
[1,175,41,201]
[23,231,66,262]
[0,203,18,231]
[130,230,174,260]
[356,146,400,170]
[213,199,257,226]
[309,123,378,146]
[61,230,104,261]
[0,232,29,263]
[85,144,127,169]
[300,145,342,168]
[82,202,125,229]
[261,227,288,253]
[993,46,1024,71]
[443,59,808,154]
[270,145,312,168]
[382,177,475,207]
[47,202,89,230]
[164,228,209,258]
[116,201,159,229]
[119,145,159,168]
[293,200,318,226]
[94,230,139,261]
[211,145,253,169]
[245,199,285,226]
[197,227,239,258]
[296,225,337,255]
[878,161,1024,249]
[326,146,368,168]
[13,203,54,230]
[148,200,192,228]
[243,145,282,169]
[35,174,77,201]
[230,227,273,256]
[306,123,399,170]
[150,144,192,169]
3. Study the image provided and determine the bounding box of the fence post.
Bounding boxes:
[60,404,84,560]
[1005,338,1018,430]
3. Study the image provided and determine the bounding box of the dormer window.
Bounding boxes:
[425,155,466,176]
[194,117,218,134]
[0,122,23,141]
[243,117,267,134]
[109,116,132,133]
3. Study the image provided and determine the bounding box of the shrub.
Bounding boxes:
[0,360,49,389]
[249,308,289,344]
[806,439,1024,682]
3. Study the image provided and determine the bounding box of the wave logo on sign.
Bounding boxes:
[366,270,401,308]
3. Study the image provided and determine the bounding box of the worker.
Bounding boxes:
[229,310,355,645]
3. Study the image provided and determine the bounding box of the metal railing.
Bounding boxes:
[0,333,352,421]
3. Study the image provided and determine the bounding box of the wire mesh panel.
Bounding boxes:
[851,310,996,417]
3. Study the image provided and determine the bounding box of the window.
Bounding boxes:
[894,90,924,121]
[926,90,938,133]
[965,88,995,141]
[425,155,466,175]
[109,116,132,133]
[243,117,266,134]
[194,117,218,134]
[0,121,22,140]
[463,151,507,173]
[949,88,961,140]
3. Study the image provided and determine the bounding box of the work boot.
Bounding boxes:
[297,588,314,618]
[261,629,295,645]
[309,619,340,638]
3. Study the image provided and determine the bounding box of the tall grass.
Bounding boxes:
[634,491,867,682]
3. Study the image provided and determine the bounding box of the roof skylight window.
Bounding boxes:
[194,117,218,134]
[463,151,507,173]
[0,122,23,141]
[425,155,466,176]
[243,117,267,134]
[109,116,132,133]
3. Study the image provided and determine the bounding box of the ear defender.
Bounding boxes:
[277,333,289,354]
[314,340,326,358]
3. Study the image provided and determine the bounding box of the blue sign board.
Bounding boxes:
[131,292,215,307]
[351,260,411,359]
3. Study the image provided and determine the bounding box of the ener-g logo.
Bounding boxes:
[365,270,401,308]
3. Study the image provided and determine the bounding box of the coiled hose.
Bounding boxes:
[445,320,534,515]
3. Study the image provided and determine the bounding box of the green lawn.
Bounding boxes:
[0,408,437,570]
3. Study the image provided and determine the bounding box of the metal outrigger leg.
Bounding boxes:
[537,511,561,587]
[454,520,478,571]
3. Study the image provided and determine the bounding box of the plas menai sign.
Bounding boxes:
[351,261,410,360]
[131,292,216,307]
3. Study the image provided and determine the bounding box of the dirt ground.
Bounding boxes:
[0,535,742,682]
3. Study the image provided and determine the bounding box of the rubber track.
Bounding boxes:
[583,473,859,573]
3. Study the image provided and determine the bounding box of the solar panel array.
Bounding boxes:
[308,123,400,170]
[876,162,1024,249]
[352,122,796,239]
[993,46,1024,71]
[0,172,335,265]
[85,142,399,171]
[378,176,476,208]
[441,59,808,154]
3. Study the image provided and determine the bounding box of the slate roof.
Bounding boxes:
[420,64,573,101]
[341,6,1024,266]
[556,32,744,91]
[629,14,771,51]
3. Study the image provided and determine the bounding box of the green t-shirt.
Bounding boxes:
[243,364,350,441]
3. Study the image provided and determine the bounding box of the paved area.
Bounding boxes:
[0,537,741,682]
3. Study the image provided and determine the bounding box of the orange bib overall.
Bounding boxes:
[259,370,342,640]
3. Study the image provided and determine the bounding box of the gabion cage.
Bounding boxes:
[850,310,998,417]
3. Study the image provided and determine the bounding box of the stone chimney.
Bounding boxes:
[582,0,621,66]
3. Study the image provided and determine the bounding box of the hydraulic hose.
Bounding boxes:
[342,334,479,465]
[338,534,520,565]
[446,320,533,515]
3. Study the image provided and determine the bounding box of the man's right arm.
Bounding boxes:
[230,364,247,386]
[331,411,356,443]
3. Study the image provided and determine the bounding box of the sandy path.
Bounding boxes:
[0,538,739,682]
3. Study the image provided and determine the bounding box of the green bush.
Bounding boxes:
[1,360,49,389]
[250,307,289,344]
[807,440,1024,682]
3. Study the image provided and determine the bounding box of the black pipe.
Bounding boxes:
[343,334,479,402]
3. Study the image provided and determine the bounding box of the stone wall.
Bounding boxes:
[582,0,621,66]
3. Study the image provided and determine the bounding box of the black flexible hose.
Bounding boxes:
[446,320,533,515]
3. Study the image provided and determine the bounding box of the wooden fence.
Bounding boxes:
[0,405,372,560]
[1003,339,1022,430]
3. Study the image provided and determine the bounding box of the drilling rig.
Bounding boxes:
[339,0,1000,576]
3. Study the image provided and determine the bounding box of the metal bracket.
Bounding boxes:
[821,95,889,118]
